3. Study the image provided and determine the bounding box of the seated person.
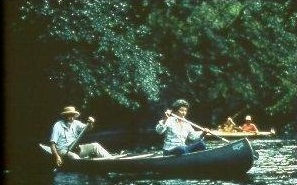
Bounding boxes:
[155,99,209,156]
[218,117,237,132]
[239,115,259,133]
[50,106,112,167]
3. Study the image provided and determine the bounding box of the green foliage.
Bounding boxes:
[142,0,297,119]
[21,0,164,109]
[19,0,297,123]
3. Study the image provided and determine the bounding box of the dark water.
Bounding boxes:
[4,139,297,185]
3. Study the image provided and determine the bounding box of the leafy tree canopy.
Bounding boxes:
[20,0,164,110]
[19,0,297,125]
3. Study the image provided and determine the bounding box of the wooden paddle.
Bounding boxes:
[170,113,230,143]
[67,118,93,154]
[231,105,249,120]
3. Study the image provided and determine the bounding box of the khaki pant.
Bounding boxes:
[79,143,112,158]
[61,142,112,159]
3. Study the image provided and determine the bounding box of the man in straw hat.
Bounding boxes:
[239,115,259,133]
[50,106,112,167]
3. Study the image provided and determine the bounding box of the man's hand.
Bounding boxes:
[87,116,95,128]
[161,109,172,124]
[56,155,63,167]
[87,116,95,123]
[164,109,172,118]
[203,128,210,133]
[199,128,210,139]
[51,143,63,167]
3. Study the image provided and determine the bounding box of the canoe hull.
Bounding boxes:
[40,138,254,175]
[207,130,275,139]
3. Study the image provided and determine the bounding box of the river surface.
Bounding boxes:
[4,139,297,185]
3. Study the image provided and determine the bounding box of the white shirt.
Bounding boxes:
[50,120,86,152]
[155,117,202,150]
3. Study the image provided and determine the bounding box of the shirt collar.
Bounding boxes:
[60,120,72,129]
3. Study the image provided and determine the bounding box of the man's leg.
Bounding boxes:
[67,151,81,159]
[59,149,80,159]
[163,146,187,156]
[186,139,206,153]
[79,143,112,158]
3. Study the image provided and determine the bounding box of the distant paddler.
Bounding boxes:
[218,117,238,132]
[239,115,259,133]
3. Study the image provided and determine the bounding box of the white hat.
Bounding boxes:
[245,115,252,121]
[61,106,80,117]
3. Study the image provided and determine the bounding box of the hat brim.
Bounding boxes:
[61,111,80,117]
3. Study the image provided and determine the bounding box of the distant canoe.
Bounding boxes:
[207,129,276,139]
[39,138,255,175]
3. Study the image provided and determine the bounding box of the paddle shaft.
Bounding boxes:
[170,113,230,143]
[67,122,91,153]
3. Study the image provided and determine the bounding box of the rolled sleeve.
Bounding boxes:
[74,120,87,134]
[50,123,61,144]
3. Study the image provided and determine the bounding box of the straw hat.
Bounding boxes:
[245,115,252,121]
[61,106,80,117]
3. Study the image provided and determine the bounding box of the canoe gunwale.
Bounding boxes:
[206,130,275,138]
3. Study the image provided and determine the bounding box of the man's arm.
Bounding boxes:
[50,142,63,167]
[252,124,259,133]
[155,110,171,134]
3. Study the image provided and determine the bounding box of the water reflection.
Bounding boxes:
[108,172,255,184]
[53,171,254,185]
[54,172,111,185]
[248,139,297,185]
